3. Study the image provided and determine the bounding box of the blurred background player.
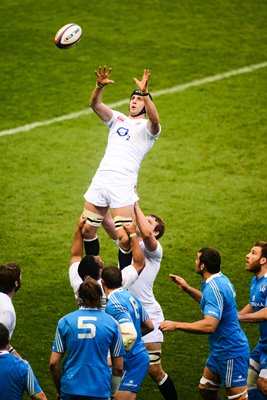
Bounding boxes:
[102,265,154,400]
[81,66,161,257]
[0,322,47,400]
[0,262,22,358]
[160,247,250,400]
[239,241,267,400]
[50,276,124,400]
[119,202,178,400]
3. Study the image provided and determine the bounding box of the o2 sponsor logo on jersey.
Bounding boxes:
[117,127,130,141]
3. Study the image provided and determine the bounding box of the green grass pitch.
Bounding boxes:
[1,1,267,399]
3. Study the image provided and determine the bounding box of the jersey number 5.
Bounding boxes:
[77,316,97,339]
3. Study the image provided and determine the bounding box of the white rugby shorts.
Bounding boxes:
[84,170,139,208]
[142,307,164,343]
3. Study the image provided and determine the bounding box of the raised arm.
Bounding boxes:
[169,274,202,303]
[89,65,114,122]
[134,69,160,135]
[134,202,157,252]
[70,216,86,265]
[123,220,145,275]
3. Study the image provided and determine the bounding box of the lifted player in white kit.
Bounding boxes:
[81,66,161,257]
[119,203,178,399]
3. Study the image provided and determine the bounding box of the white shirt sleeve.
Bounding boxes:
[121,265,139,289]
[69,262,83,295]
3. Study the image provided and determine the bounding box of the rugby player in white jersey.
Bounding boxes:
[119,203,178,399]
[81,66,161,257]
[69,216,146,302]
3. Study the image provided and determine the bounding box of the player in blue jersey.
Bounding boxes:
[238,241,267,400]
[160,247,250,400]
[50,276,125,400]
[101,265,154,400]
[0,322,47,400]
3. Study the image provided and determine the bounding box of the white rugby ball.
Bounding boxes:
[55,23,82,49]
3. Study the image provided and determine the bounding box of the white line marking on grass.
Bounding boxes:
[1,61,267,138]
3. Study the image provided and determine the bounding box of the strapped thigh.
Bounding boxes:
[148,350,161,365]
[83,209,104,227]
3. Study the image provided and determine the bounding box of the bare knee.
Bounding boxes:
[148,363,165,383]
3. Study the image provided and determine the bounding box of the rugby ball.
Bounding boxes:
[55,23,82,49]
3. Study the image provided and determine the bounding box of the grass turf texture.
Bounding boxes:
[1,0,267,399]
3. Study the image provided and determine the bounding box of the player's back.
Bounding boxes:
[106,288,147,358]
[53,308,124,397]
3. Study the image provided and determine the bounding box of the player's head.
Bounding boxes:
[78,255,103,281]
[147,214,165,239]
[0,262,21,294]
[101,265,122,289]
[0,323,9,349]
[78,276,102,309]
[129,90,153,117]
[245,241,267,273]
[196,247,221,275]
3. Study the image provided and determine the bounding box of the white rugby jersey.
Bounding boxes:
[69,262,139,309]
[129,241,163,315]
[97,110,161,179]
[0,292,16,337]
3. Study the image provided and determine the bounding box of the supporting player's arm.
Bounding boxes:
[134,202,157,252]
[70,216,86,265]
[123,220,145,275]
[90,65,114,122]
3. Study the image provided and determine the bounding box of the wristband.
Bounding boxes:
[129,233,137,238]
[141,92,150,96]
[96,82,104,88]
[8,347,15,353]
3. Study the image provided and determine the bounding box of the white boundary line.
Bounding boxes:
[1,61,267,138]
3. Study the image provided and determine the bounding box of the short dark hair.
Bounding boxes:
[78,276,102,309]
[254,241,267,259]
[0,323,9,349]
[0,263,21,294]
[101,265,122,289]
[150,214,165,240]
[199,247,221,274]
[78,255,101,281]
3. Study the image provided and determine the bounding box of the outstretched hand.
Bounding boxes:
[169,274,189,291]
[95,65,114,87]
[159,320,178,332]
[133,69,150,93]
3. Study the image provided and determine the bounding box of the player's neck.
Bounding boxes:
[128,114,146,120]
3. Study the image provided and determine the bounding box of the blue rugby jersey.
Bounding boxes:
[200,272,250,359]
[105,288,149,359]
[250,273,267,348]
[52,307,125,397]
[0,352,42,399]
